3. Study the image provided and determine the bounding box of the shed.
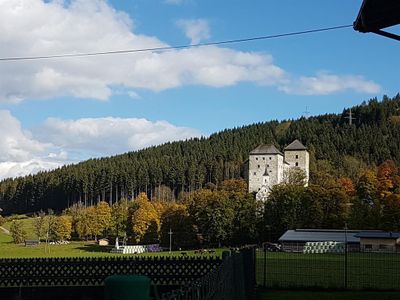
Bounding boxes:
[24,240,40,247]
[279,229,361,252]
[355,231,400,252]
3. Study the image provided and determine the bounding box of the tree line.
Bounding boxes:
[7,179,258,248]
[7,158,400,246]
[0,94,400,214]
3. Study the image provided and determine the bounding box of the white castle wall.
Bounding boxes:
[284,150,310,185]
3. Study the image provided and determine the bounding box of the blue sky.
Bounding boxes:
[0,0,398,179]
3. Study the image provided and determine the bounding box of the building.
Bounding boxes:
[248,139,309,200]
[278,229,361,252]
[355,231,400,253]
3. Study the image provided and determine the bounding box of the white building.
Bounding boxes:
[248,140,309,201]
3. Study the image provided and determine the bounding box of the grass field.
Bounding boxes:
[0,215,224,258]
[256,250,400,290]
[0,238,225,258]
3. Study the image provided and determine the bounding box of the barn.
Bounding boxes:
[278,229,361,252]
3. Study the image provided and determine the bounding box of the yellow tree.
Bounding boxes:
[131,193,160,243]
[96,201,112,237]
[111,198,129,237]
[53,216,72,241]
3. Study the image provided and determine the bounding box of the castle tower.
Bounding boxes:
[255,167,271,201]
[248,144,284,193]
[283,139,309,185]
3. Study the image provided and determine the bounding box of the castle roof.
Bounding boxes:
[284,139,307,151]
[250,144,283,156]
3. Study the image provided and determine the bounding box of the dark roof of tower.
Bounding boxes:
[250,144,283,156]
[284,139,307,151]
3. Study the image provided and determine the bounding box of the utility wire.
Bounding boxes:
[0,24,352,62]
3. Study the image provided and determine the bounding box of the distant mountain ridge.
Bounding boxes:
[1,94,399,214]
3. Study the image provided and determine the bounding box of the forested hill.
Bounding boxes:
[1,95,400,214]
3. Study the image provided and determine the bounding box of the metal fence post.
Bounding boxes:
[344,224,348,289]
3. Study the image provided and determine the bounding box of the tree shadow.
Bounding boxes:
[75,244,113,253]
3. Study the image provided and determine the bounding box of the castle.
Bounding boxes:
[248,140,309,201]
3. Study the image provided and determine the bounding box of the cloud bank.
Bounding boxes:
[0,0,380,103]
[0,110,201,180]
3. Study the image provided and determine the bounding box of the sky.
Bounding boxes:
[0,0,399,180]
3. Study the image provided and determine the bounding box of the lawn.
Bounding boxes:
[256,250,400,290]
[0,237,225,259]
[0,215,225,258]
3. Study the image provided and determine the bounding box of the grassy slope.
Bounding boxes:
[3,216,36,239]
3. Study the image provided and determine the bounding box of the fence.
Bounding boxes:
[159,247,256,300]
[256,247,400,290]
[0,256,221,288]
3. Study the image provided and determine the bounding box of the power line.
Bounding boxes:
[0,24,352,62]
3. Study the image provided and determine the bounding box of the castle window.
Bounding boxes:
[296,155,299,159]
[258,165,260,168]
[269,170,272,173]
[253,172,257,175]
[267,164,270,167]
[295,162,299,166]
[256,157,258,160]
[269,157,271,160]
[263,157,265,160]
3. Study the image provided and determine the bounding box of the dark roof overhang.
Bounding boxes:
[354,0,400,41]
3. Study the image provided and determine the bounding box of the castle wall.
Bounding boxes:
[284,150,310,185]
[249,153,284,192]
[248,155,264,193]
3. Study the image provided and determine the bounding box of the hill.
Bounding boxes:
[0,94,400,214]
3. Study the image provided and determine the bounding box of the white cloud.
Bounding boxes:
[0,110,48,162]
[0,110,202,179]
[177,19,210,44]
[0,110,68,179]
[33,117,202,158]
[280,73,381,95]
[0,0,286,101]
[0,0,381,103]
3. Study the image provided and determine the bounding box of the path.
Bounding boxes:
[0,226,10,235]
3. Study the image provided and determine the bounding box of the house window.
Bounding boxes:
[296,155,299,159]
[295,162,299,166]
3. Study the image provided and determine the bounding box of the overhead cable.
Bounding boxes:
[0,24,352,62]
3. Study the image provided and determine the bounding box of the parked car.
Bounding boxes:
[263,242,281,252]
